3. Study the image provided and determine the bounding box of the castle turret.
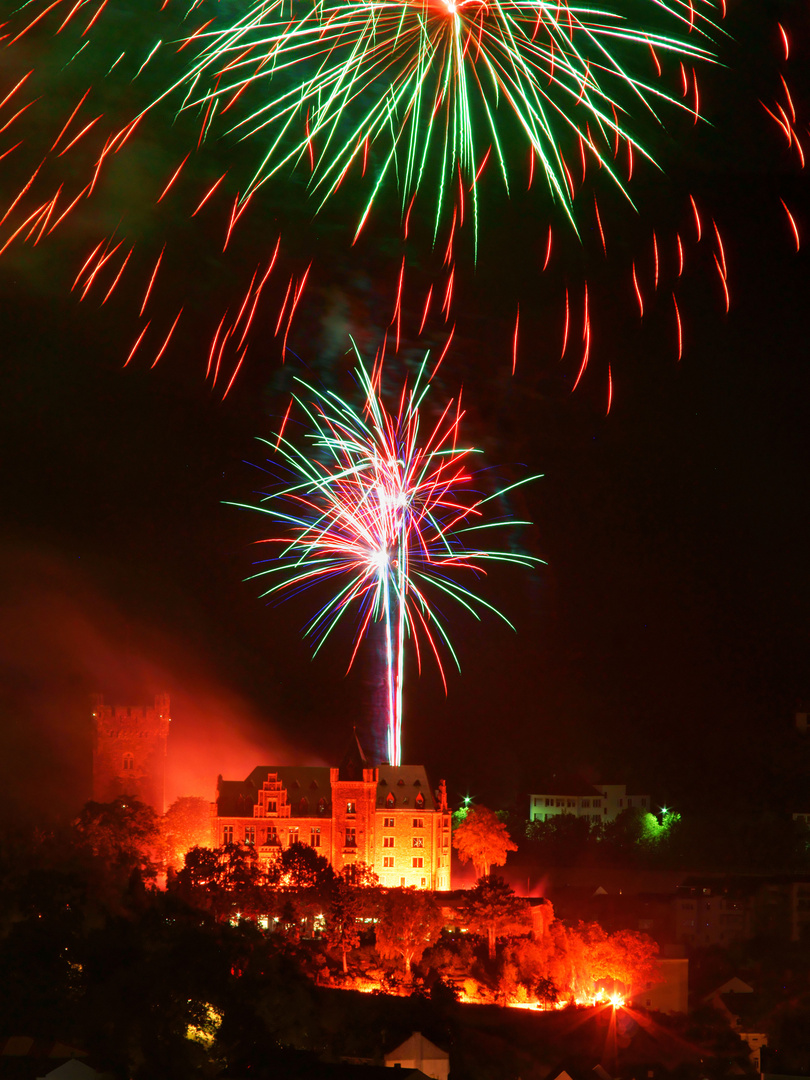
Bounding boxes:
[91,694,171,813]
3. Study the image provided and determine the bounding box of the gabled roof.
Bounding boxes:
[218,766,332,818]
[386,1031,448,1064]
[377,766,435,810]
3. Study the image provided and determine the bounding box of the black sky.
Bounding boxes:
[0,0,808,822]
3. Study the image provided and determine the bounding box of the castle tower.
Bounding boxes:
[329,730,379,875]
[91,693,171,813]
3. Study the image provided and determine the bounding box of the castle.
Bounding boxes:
[91,696,452,890]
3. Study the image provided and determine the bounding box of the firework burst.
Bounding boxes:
[236,347,541,765]
[167,0,719,243]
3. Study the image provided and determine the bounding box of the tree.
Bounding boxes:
[461,875,531,960]
[161,797,212,870]
[268,841,335,891]
[173,843,265,920]
[73,799,160,885]
[453,805,517,879]
[375,888,443,976]
[324,877,364,974]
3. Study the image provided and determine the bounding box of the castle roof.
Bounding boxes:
[376,765,436,811]
[218,766,333,818]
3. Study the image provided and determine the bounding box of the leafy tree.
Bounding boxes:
[161,797,212,870]
[340,860,380,888]
[269,841,335,890]
[73,799,160,886]
[324,876,364,973]
[453,805,517,879]
[583,924,660,993]
[375,888,444,976]
[173,843,265,920]
[461,875,531,960]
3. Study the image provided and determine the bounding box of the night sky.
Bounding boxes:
[0,0,808,825]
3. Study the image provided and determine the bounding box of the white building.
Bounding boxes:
[529,782,650,826]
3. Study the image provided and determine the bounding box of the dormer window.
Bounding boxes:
[397,779,405,787]
[415,792,425,809]
[386,792,395,808]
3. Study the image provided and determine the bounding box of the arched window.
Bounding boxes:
[415,792,425,809]
[386,792,395,808]
[299,797,309,814]
[122,753,134,772]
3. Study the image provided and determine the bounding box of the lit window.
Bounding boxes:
[412,857,423,869]
[346,801,356,815]
[289,827,299,845]
[223,825,233,844]
[311,827,321,848]
[412,818,424,829]
[415,793,424,809]
[383,856,394,868]
[421,878,426,887]
[412,837,424,848]
[383,836,395,848]
[384,817,395,828]
[386,792,395,808]
[345,827,356,847]
[267,825,278,845]
[245,826,255,844]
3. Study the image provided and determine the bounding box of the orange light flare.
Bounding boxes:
[281,262,312,358]
[150,307,183,368]
[673,292,683,360]
[123,321,151,367]
[593,194,606,255]
[49,87,91,153]
[778,22,789,61]
[156,153,190,204]
[7,0,63,46]
[571,283,590,392]
[191,172,228,217]
[781,199,800,251]
[140,245,166,316]
[631,262,643,317]
[0,70,33,114]
[81,0,107,37]
[542,224,553,271]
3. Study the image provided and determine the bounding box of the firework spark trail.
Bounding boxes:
[234,345,541,765]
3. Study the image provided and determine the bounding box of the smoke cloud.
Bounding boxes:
[0,542,313,826]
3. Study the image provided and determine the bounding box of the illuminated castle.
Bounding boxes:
[215,733,452,890]
[90,693,171,813]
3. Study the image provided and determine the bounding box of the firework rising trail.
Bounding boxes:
[163,0,719,245]
[234,345,542,765]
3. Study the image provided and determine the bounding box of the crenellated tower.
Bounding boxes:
[90,693,171,813]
